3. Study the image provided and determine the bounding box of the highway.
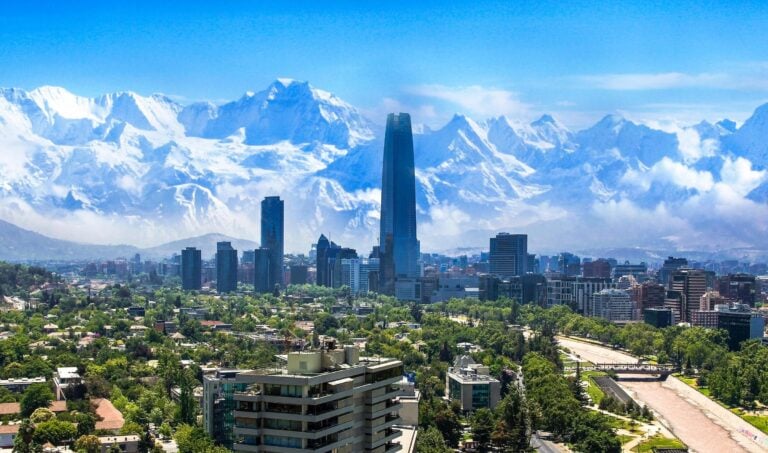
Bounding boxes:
[558,336,767,453]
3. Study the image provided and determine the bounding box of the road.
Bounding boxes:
[558,336,767,453]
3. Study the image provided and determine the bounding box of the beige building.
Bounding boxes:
[229,344,403,453]
[446,356,501,412]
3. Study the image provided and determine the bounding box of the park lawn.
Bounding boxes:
[631,434,686,452]
[678,375,711,397]
[618,434,636,445]
[581,370,607,405]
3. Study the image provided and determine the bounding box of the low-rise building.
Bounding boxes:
[54,367,82,400]
[446,355,501,412]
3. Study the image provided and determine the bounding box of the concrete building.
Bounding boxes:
[612,262,648,282]
[582,259,611,278]
[0,377,46,394]
[203,369,252,448]
[53,367,82,400]
[591,289,634,322]
[220,344,404,452]
[98,435,140,453]
[574,278,614,316]
[659,256,688,288]
[718,274,757,307]
[690,303,765,350]
[446,356,501,412]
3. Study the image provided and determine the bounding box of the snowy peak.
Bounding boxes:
[180,79,374,149]
[727,102,768,163]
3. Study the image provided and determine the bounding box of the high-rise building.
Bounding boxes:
[225,345,404,452]
[670,268,707,322]
[216,242,238,293]
[253,248,272,293]
[289,264,308,285]
[718,274,757,307]
[583,259,611,278]
[592,288,634,322]
[181,247,202,290]
[659,256,688,288]
[261,196,284,290]
[489,233,528,278]
[379,113,420,297]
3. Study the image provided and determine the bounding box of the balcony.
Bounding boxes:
[366,428,402,449]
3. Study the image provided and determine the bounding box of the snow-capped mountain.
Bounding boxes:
[0,79,766,256]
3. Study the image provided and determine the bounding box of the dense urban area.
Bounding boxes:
[2,112,768,453]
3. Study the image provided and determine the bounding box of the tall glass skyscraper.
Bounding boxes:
[181,247,202,290]
[379,113,420,296]
[216,241,238,293]
[261,196,284,290]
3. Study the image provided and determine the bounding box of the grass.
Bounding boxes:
[677,375,711,396]
[618,434,636,445]
[581,370,607,405]
[631,434,687,452]
[737,412,768,435]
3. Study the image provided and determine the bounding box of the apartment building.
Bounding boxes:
[217,344,403,453]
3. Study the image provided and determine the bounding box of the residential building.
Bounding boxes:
[574,278,614,316]
[181,247,202,291]
[612,262,649,282]
[227,344,404,452]
[203,369,252,449]
[53,367,82,400]
[446,355,501,412]
[380,113,420,297]
[591,289,634,322]
[489,233,528,278]
[216,242,239,293]
[261,196,285,290]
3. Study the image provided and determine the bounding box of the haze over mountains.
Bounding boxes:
[0,79,767,259]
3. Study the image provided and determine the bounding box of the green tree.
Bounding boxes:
[471,407,495,449]
[32,419,77,445]
[20,383,54,418]
[74,434,101,453]
[75,413,96,437]
[29,407,55,423]
[13,419,43,453]
[415,427,452,453]
[493,385,530,451]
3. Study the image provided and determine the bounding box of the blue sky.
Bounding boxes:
[2,0,768,128]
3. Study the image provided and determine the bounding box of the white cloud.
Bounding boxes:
[406,84,531,118]
[622,157,715,192]
[719,157,767,196]
[578,68,768,91]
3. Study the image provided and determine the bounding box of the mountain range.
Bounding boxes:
[0,79,767,259]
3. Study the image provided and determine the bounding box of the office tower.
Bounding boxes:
[289,264,308,285]
[225,345,404,451]
[379,113,420,296]
[612,261,649,282]
[718,274,757,307]
[253,248,271,293]
[558,252,581,277]
[644,307,674,328]
[261,196,284,290]
[216,242,238,293]
[574,277,614,315]
[659,256,688,288]
[633,281,666,312]
[489,233,528,278]
[583,259,611,278]
[181,247,202,290]
[670,268,707,322]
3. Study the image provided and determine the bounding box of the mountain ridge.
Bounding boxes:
[0,79,767,256]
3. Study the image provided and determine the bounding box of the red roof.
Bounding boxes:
[0,400,66,416]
